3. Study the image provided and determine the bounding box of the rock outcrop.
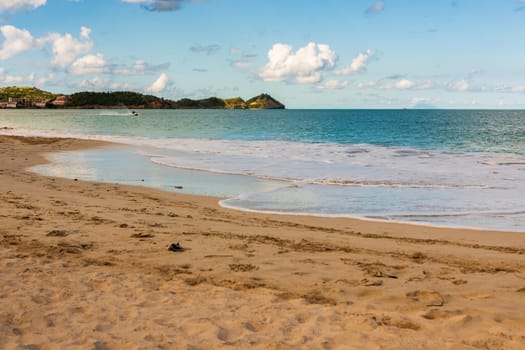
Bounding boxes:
[246,94,285,109]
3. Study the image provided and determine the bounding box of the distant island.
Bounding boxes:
[0,86,285,110]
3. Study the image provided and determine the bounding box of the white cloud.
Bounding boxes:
[358,78,437,90]
[418,80,436,90]
[0,0,46,14]
[113,60,169,75]
[0,24,169,86]
[49,26,93,68]
[510,86,525,93]
[0,71,34,84]
[0,25,44,60]
[393,79,416,89]
[0,25,93,67]
[79,77,109,90]
[357,79,412,90]
[36,72,54,85]
[357,80,378,89]
[69,53,108,75]
[357,74,525,95]
[190,44,221,55]
[230,48,257,70]
[78,77,132,91]
[494,84,525,93]
[366,1,384,14]
[335,49,375,75]
[110,82,132,90]
[2,75,25,84]
[317,79,349,90]
[121,0,195,12]
[113,60,147,75]
[229,47,242,55]
[260,42,337,84]
[233,59,252,69]
[145,72,169,93]
[447,79,469,91]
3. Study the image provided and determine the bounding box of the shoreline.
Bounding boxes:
[1,134,525,349]
[218,200,525,234]
[18,131,524,234]
[34,137,519,236]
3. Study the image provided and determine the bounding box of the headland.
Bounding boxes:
[0,86,285,109]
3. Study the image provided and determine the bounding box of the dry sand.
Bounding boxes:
[1,135,524,349]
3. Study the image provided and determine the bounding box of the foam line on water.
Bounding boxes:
[3,127,525,232]
[218,200,525,233]
[2,127,525,188]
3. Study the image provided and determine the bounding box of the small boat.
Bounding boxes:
[131,110,139,117]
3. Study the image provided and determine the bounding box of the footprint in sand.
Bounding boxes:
[406,290,445,307]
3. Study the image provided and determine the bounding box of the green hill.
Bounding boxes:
[223,97,247,109]
[0,86,285,109]
[246,93,285,109]
[0,86,57,101]
[175,97,226,109]
[66,91,175,108]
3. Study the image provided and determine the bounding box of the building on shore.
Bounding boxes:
[0,98,20,108]
[51,95,68,107]
[33,99,49,108]
[0,97,53,108]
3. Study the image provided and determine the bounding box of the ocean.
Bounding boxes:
[1,108,524,232]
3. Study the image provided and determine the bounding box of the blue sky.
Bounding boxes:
[0,0,524,108]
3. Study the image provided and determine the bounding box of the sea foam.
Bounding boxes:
[2,116,525,232]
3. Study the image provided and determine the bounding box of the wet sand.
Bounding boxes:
[1,135,524,349]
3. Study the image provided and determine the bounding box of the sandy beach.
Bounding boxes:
[1,134,524,349]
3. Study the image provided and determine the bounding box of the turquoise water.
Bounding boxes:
[1,109,524,231]
[1,109,523,154]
